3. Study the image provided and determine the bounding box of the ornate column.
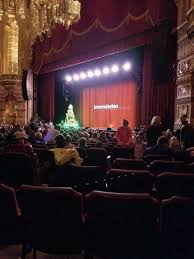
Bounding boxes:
[0,0,30,125]
[175,0,194,128]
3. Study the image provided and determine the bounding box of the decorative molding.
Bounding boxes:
[177,85,191,98]
[176,97,191,104]
[177,60,191,75]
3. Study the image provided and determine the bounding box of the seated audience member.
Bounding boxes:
[98,131,108,143]
[169,136,181,151]
[116,119,132,146]
[64,135,75,148]
[95,140,103,148]
[5,131,38,164]
[51,135,81,166]
[44,125,60,143]
[78,137,87,148]
[28,130,36,144]
[146,116,163,147]
[144,136,173,158]
[134,135,145,159]
[90,132,98,143]
[35,132,44,144]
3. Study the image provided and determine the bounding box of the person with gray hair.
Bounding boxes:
[146,115,164,147]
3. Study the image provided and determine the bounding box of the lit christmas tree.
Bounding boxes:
[59,104,79,129]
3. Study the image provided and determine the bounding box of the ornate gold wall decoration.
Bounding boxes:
[0,0,81,125]
[175,0,194,127]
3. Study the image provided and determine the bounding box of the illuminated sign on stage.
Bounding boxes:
[94,104,119,110]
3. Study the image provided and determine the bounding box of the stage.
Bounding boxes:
[54,49,143,129]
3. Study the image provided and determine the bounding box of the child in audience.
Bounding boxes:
[169,136,181,151]
[133,134,144,159]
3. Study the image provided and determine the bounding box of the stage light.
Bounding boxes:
[123,62,131,71]
[65,75,72,82]
[73,74,80,81]
[87,70,94,78]
[80,72,87,79]
[111,64,119,73]
[94,69,101,77]
[102,66,110,75]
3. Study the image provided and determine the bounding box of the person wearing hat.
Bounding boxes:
[116,119,132,146]
[5,130,38,164]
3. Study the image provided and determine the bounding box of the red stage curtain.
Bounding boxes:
[82,80,137,129]
[37,72,55,122]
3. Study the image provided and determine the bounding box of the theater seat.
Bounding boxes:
[160,196,194,258]
[113,158,147,170]
[155,172,194,199]
[106,169,154,193]
[86,148,108,172]
[51,164,105,194]
[0,184,25,258]
[85,191,159,259]
[17,185,84,258]
[144,154,171,164]
[149,160,190,175]
[0,152,35,188]
[111,146,132,161]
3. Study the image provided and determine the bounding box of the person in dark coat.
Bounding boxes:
[146,116,164,147]
[178,115,194,149]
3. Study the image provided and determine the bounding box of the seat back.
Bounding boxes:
[160,196,194,258]
[85,191,159,258]
[52,165,104,193]
[155,172,194,198]
[144,154,171,164]
[0,184,21,244]
[173,150,191,162]
[0,152,34,188]
[113,158,147,170]
[111,146,131,161]
[149,160,189,175]
[87,148,107,171]
[107,169,154,193]
[17,185,83,254]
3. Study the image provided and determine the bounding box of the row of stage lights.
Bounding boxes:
[65,62,132,83]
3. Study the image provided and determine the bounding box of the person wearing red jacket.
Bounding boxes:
[116,119,132,146]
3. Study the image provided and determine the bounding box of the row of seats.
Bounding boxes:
[1,184,194,259]
[52,165,194,198]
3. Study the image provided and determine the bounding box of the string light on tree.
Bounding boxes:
[59,104,79,129]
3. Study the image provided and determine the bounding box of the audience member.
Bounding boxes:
[5,131,38,164]
[44,125,60,143]
[51,135,81,166]
[116,119,132,146]
[95,140,103,148]
[177,114,194,149]
[134,135,144,159]
[146,116,163,147]
[169,136,181,151]
[144,136,173,158]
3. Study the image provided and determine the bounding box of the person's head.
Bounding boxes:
[55,134,65,148]
[54,125,60,131]
[36,132,43,140]
[157,136,169,148]
[95,140,103,148]
[65,135,72,145]
[79,137,86,147]
[123,119,129,128]
[151,116,161,125]
[92,132,98,139]
[180,114,188,125]
[135,135,143,144]
[13,131,28,143]
[170,136,179,146]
